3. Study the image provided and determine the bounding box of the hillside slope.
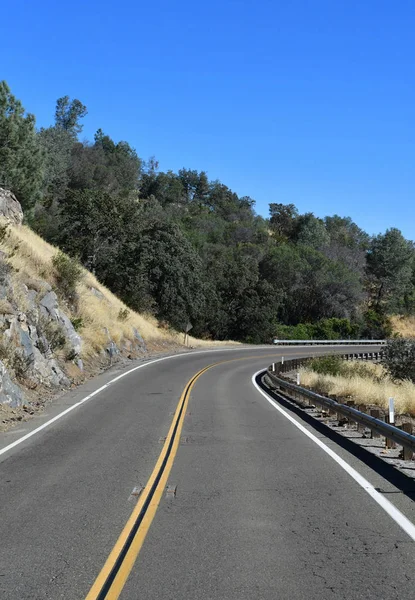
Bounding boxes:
[0,209,235,430]
[2,222,229,352]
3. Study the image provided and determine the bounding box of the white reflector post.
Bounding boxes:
[389,398,395,424]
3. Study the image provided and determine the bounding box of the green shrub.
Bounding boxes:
[274,323,313,340]
[0,338,34,380]
[11,351,34,380]
[117,308,130,322]
[37,315,66,351]
[313,317,360,340]
[274,318,361,341]
[52,252,83,302]
[381,338,415,383]
[360,309,392,339]
[309,355,344,377]
[66,348,78,361]
[71,316,84,331]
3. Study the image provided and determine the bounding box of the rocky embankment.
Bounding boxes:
[0,188,151,430]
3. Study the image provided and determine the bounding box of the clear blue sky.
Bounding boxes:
[2,0,414,238]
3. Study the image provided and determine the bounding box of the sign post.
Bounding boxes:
[184,322,193,347]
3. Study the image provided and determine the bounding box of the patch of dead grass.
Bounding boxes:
[300,365,415,416]
[390,315,415,339]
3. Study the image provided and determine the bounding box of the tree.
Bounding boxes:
[260,244,363,325]
[323,214,369,276]
[139,170,184,205]
[55,96,87,137]
[324,215,369,250]
[68,136,141,195]
[178,168,200,203]
[123,222,207,330]
[366,228,414,312]
[293,212,330,249]
[206,181,244,221]
[269,203,298,238]
[93,130,142,192]
[0,81,43,209]
[37,126,74,200]
[194,171,209,206]
[57,188,134,275]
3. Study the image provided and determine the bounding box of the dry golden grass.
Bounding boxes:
[300,362,415,416]
[390,315,415,339]
[0,222,238,357]
[0,299,13,314]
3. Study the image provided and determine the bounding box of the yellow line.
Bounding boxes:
[85,363,213,600]
[85,351,297,599]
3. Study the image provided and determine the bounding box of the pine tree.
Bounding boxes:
[0,81,43,209]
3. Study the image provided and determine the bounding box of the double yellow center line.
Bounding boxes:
[86,352,284,598]
[85,362,215,600]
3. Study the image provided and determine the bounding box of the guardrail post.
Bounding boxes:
[326,394,335,416]
[332,395,344,422]
[401,423,414,460]
[346,400,355,427]
[385,414,396,449]
[370,409,382,438]
[357,405,366,432]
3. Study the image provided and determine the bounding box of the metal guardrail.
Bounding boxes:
[265,353,415,459]
[272,339,386,345]
[274,351,384,375]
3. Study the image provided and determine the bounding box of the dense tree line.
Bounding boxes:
[1,81,414,341]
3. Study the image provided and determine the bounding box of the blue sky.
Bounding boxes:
[2,0,414,238]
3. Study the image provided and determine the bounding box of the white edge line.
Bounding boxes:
[0,346,273,458]
[251,369,415,542]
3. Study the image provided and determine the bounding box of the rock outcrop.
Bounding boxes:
[0,188,23,225]
[0,257,77,404]
[39,291,82,357]
[0,360,25,407]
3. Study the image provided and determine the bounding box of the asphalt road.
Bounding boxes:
[0,345,414,599]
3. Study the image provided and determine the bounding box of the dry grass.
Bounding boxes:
[0,299,13,314]
[0,221,238,357]
[300,362,415,416]
[390,315,415,339]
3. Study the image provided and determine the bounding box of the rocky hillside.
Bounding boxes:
[0,188,222,429]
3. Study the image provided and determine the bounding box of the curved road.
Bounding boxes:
[0,346,414,599]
